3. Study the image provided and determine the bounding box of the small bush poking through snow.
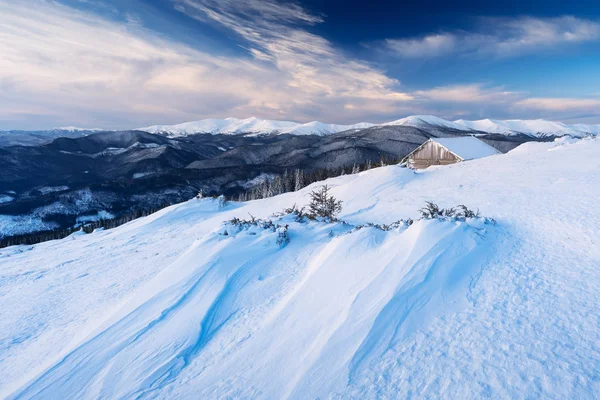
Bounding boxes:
[273,204,310,222]
[419,201,481,220]
[307,185,343,221]
[227,216,289,247]
[353,219,414,232]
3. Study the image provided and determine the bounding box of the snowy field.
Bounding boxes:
[1,138,599,399]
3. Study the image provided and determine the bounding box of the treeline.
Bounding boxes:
[235,155,402,202]
[0,204,169,249]
[1,155,403,248]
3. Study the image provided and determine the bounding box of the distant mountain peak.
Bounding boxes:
[53,126,103,132]
[138,117,375,137]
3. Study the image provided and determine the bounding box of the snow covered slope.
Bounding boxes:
[2,137,600,399]
[139,117,374,137]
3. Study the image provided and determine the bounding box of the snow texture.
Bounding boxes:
[1,137,600,399]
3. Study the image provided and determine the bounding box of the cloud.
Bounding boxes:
[385,34,458,58]
[516,97,600,112]
[0,0,411,129]
[385,16,600,58]
[1,2,599,128]
[415,84,519,103]
[172,0,412,103]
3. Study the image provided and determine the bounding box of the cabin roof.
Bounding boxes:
[429,137,501,160]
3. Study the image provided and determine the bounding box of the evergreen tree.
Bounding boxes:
[294,169,305,191]
[307,185,343,221]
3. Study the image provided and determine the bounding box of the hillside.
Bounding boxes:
[1,125,530,239]
[1,137,599,399]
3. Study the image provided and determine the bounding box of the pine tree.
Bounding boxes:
[282,170,292,193]
[307,185,343,221]
[294,169,305,191]
[271,175,284,196]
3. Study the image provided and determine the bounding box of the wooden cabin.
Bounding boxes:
[402,136,501,169]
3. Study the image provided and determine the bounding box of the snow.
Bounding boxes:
[0,215,58,238]
[53,127,103,132]
[382,115,600,137]
[139,115,600,138]
[453,118,600,137]
[76,211,115,224]
[133,172,153,179]
[0,195,14,204]
[383,115,471,131]
[430,137,502,160]
[138,117,375,137]
[1,137,600,398]
[37,186,69,195]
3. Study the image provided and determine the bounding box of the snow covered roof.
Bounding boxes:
[430,136,501,160]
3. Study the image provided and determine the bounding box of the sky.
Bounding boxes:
[1,0,600,130]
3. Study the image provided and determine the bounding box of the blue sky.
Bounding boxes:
[1,0,599,129]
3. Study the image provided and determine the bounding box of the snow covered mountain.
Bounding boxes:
[382,114,470,131]
[0,128,104,147]
[381,115,600,137]
[53,126,103,133]
[2,136,599,399]
[453,118,600,137]
[139,117,375,137]
[138,115,600,138]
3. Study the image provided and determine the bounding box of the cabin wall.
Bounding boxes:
[407,141,461,169]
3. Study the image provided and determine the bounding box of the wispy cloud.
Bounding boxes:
[414,84,519,103]
[385,16,600,58]
[172,0,412,105]
[0,0,413,129]
[516,97,600,112]
[1,1,599,128]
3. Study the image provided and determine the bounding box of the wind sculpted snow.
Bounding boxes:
[1,137,600,399]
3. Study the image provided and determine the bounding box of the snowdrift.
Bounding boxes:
[2,137,600,399]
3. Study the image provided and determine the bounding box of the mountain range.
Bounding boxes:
[140,115,600,138]
[2,115,598,148]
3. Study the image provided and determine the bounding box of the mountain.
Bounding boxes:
[453,118,600,137]
[382,115,470,131]
[138,115,600,138]
[381,115,600,137]
[0,128,103,147]
[2,116,598,147]
[2,136,599,399]
[139,117,375,137]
